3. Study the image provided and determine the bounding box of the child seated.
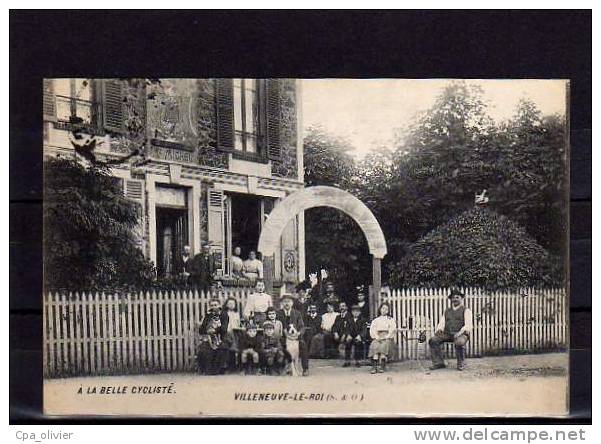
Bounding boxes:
[260,321,285,375]
[239,323,260,375]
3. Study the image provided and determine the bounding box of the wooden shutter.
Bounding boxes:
[207,189,225,274]
[43,79,56,121]
[102,79,125,133]
[265,79,281,160]
[214,79,234,151]
[124,179,143,201]
[124,179,145,248]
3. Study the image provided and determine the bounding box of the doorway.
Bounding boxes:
[229,193,262,263]
[156,206,189,278]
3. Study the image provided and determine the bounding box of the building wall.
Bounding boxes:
[43,78,305,285]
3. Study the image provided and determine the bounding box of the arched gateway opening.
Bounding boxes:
[258,186,387,317]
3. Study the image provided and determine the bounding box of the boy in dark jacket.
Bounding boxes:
[259,321,285,375]
[239,323,260,375]
[344,304,368,367]
[304,304,324,358]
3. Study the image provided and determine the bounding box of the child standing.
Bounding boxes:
[260,321,285,375]
[266,307,284,342]
[222,297,241,371]
[368,302,397,374]
[304,304,324,358]
[238,323,260,375]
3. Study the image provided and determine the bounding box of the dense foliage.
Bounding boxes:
[304,81,568,290]
[388,207,563,290]
[44,157,155,291]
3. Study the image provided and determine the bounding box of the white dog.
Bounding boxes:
[285,324,303,377]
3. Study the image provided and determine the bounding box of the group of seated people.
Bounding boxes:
[230,247,264,280]
[196,279,399,375]
[174,243,264,290]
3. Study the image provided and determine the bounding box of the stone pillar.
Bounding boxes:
[263,255,275,296]
[371,256,382,319]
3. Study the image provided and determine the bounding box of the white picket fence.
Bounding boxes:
[43,288,250,377]
[384,287,568,361]
[43,287,567,377]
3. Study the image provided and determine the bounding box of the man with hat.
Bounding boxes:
[277,293,309,376]
[355,285,370,320]
[428,289,473,371]
[314,281,340,315]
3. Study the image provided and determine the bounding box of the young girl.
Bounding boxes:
[222,297,241,371]
[368,302,397,374]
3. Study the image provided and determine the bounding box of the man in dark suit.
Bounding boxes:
[277,293,309,376]
[190,242,216,292]
[331,301,351,360]
[173,245,193,285]
[344,304,368,367]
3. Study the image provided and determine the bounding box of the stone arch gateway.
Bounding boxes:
[257,186,387,316]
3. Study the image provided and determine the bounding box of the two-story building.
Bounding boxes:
[43,78,305,289]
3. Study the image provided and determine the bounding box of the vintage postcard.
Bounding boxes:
[42,78,569,417]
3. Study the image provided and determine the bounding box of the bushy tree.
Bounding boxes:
[355,82,568,280]
[44,157,155,291]
[389,206,563,290]
[493,99,568,256]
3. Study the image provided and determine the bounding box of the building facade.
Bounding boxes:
[43,78,305,288]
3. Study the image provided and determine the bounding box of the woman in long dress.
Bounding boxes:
[368,302,397,374]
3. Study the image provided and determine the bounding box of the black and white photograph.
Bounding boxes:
[40,77,570,417]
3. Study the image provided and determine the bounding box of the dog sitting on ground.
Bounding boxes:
[285,324,303,376]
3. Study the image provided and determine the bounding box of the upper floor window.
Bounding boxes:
[233,79,262,153]
[54,79,95,125]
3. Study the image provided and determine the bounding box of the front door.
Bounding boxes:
[156,206,189,278]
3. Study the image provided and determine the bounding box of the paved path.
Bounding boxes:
[44,353,568,417]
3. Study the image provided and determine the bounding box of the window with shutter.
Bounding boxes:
[102,79,125,133]
[265,79,281,160]
[43,79,56,121]
[215,79,235,152]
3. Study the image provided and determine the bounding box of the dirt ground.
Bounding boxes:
[44,352,569,417]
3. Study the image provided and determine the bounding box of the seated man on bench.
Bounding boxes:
[428,289,473,371]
